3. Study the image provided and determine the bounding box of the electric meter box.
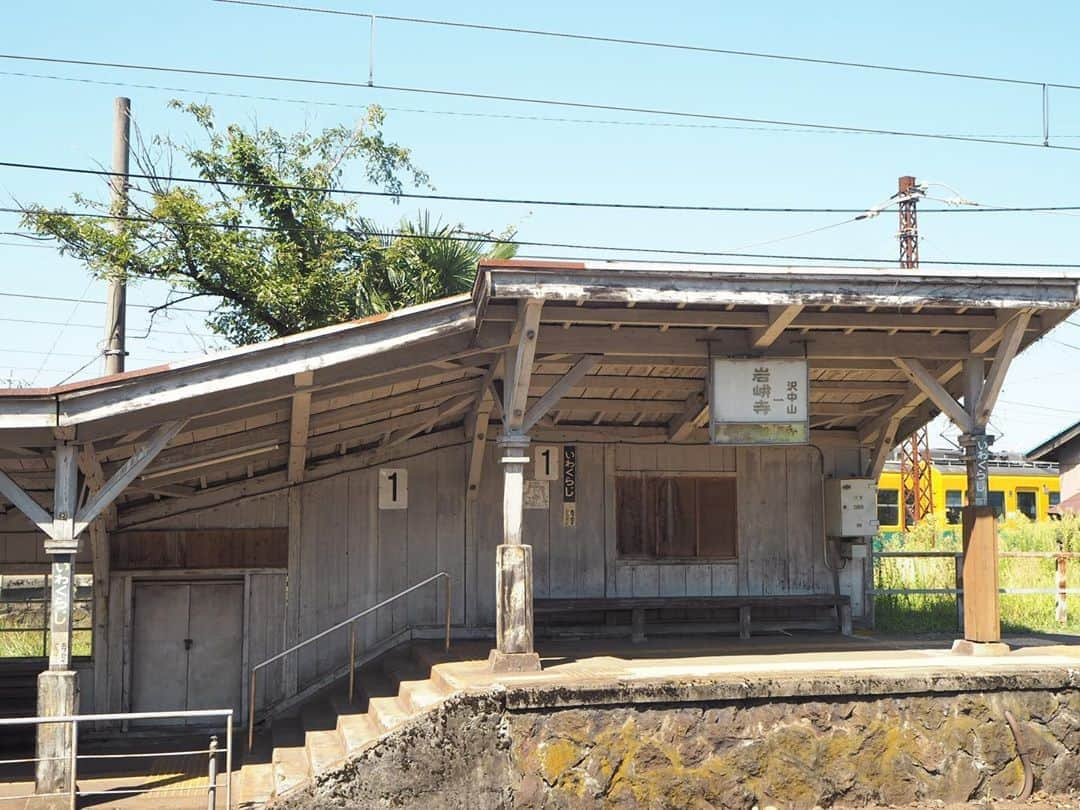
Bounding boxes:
[825,478,879,538]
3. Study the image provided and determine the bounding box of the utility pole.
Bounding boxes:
[103,97,130,375]
[896,175,935,533]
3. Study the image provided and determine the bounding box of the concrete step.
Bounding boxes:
[398,678,450,713]
[305,727,346,773]
[336,711,382,754]
[366,695,412,733]
[270,718,310,797]
[236,761,275,808]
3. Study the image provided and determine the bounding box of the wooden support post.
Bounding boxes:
[960,506,1000,643]
[738,606,751,640]
[954,553,965,633]
[489,301,543,673]
[287,372,314,484]
[38,443,80,799]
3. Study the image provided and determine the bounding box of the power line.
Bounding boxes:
[999,399,1080,415]
[214,0,1080,92]
[0,290,215,314]
[6,205,1080,268]
[2,54,1079,154]
[0,315,216,339]
[7,158,1080,215]
[6,68,1080,141]
[29,276,94,385]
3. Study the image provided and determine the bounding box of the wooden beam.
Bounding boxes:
[521,355,600,432]
[383,394,477,450]
[667,390,708,441]
[74,420,186,535]
[751,304,803,348]
[287,371,314,484]
[893,358,974,433]
[0,467,54,537]
[866,417,900,479]
[974,310,1032,426]
[528,373,702,392]
[466,396,493,501]
[504,299,543,431]
[528,326,975,361]
[484,303,1046,333]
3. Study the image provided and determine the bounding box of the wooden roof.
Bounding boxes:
[0,260,1076,528]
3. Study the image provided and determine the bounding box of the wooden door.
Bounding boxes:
[131,582,189,713]
[186,582,244,713]
[130,581,244,718]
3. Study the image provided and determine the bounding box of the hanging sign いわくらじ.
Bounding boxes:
[710,358,809,445]
[562,445,577,528]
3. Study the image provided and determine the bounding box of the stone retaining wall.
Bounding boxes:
[278,677,1079,809]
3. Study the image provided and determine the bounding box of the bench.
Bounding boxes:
[534,595,852,642]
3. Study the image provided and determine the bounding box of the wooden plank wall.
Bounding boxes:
[291,446,467,686]
[72,434,870,713]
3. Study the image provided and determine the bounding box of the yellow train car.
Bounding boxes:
[876,450,1060,541]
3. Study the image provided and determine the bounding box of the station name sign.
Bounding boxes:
[709,358,809,445]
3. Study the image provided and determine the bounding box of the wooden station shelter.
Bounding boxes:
[0,259,1077,792]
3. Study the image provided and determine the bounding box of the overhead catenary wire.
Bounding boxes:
[5,205,1080,268]
[1,54,1079,154]
[6,68,1080,141]
[7,159,1080,215]
[213,0,1080,92]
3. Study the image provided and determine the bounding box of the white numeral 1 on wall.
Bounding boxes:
[379,468,408,509]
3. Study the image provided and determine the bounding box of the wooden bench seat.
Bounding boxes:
[534,594,852,642]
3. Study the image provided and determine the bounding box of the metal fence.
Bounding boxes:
[0,573,93,657]
[0,709,232,809]
[874,550,1080,630]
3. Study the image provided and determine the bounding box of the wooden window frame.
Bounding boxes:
[615,471,738,562]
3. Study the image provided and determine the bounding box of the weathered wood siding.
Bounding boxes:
[4,435,868,715]
[290,446,467,686]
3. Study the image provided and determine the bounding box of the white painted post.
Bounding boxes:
[489,431,540,672]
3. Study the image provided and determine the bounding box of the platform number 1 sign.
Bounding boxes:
[534,445,559,481]
[378,468,408,509]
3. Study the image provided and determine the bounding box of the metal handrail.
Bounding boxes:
[0,709,232,810]
[247,571,451,750]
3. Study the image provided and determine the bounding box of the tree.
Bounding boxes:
[21,102,516,345]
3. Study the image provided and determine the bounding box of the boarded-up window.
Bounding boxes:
[616,475,737,560]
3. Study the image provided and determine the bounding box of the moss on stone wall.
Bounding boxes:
[278,686,1079,809]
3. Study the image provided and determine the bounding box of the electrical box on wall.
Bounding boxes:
[825,478,878,538]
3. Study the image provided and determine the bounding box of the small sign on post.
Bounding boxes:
[710,358,809,445]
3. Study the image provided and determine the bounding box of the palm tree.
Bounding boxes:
[351,211,517,315]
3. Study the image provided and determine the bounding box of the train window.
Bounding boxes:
[945,490,963,525]
[1016,490,1037,521]
[1049,492,1060,508]
[988,491,1006,520]
[877,488,900,527]
[616,475,737,560]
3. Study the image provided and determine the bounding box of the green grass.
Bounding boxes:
[875,514,1080,635]
[0,601,93,658]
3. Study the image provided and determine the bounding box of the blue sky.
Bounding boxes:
[1,0,1078,452]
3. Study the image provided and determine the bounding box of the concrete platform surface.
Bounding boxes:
[433,632,1080,708]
